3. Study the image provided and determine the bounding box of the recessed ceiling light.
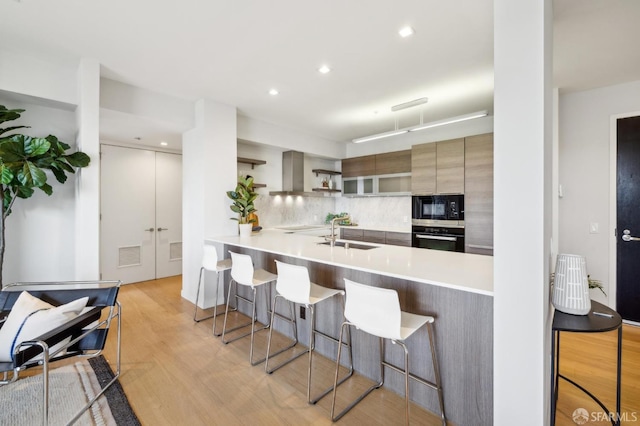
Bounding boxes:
[269,89,279,96]
[160,142,168,146]
[398,26,415,38]
[318,65,331,74]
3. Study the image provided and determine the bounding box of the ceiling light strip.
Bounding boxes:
[352,130,408,144]
[352,110,489,143]
[409,111,488,132]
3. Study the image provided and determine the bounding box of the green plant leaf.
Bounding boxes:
[50,166,68,184]
[45,135,68,155]
[3,188,12,213]
[0,165,13,185]
[0,125,29,137]
[23,136,50,157]
[51,159,75,173]
[15,185,34,199]
[0,138,26,162]
[39,183,53,195]
[65,151,90,167]
[17,161,47,187]
[0,106,25,125]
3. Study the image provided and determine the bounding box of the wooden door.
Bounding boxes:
[464,133,493,255]
[411,142,436,194]
[155,152,182,279]
[341,155,376,178]
[616,116,640,322]
[375,150,411,175]
[101,145,182,284]
[100,145,157,284]
[436,138,465,194]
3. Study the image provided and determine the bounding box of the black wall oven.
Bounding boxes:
[412,195,464,221]
[412,225,465,252]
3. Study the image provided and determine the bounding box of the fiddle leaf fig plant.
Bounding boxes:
[226,175,258,224]
[0,105,91,286]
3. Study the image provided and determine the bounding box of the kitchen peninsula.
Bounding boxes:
[207,229,494,425]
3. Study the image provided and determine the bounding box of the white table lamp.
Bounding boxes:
[552,254,591,315]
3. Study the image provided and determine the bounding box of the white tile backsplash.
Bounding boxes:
[335,196,412,230]
[253,192,411,230]
[254,194,336,227]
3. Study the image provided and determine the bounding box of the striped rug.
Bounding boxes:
[0,356,139,426]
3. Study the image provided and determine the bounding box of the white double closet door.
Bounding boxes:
[100,144,182,284]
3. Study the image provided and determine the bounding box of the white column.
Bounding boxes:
[75,58,101,280]
[182,99,237,304]
[494,0,553,424]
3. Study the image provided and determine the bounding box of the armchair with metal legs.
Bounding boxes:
[221,251,277,365]
[264,260,354,404]
[192,244,233,337]
[0,280,122,426]
[330,278,446,425]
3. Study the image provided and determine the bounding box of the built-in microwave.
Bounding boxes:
[412,195,464,221]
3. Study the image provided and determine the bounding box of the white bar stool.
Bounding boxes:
[331,278,446,425]
[265,260,354,404]
[193,245,233,337]
[221,251,277,365]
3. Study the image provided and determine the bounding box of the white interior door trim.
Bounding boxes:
[608,109,640,311]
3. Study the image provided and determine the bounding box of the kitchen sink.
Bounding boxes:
[317,241,379,250]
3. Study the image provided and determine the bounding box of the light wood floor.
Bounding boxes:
[553,319,640,425]
[101,276,640,425]
[101,276,446,425]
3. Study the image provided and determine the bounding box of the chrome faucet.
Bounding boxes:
[326,215,350,247]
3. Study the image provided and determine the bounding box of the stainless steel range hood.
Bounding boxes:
[269,151,323,197]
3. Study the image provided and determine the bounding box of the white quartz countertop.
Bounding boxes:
[207,229,493,296]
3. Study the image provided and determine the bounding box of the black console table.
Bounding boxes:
[550,300,622,426]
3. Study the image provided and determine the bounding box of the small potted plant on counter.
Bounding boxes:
[227,175,258,237]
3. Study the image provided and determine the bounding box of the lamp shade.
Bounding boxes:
[552,254,591,315]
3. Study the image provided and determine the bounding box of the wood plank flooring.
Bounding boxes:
[553,321,640,425]
[101,276,640,425]
[101,276,445,425]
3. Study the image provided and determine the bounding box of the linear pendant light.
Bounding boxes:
[409,110,488,132]
[352,110,489,144]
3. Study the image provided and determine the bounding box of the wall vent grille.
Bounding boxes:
[119,246,141,267]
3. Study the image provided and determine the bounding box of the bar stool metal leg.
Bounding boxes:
[309,297,354,405]
[212,269,237,336]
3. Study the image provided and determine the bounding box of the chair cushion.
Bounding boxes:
[0,291,88,362]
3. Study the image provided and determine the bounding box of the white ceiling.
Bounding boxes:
[1,0,640,147]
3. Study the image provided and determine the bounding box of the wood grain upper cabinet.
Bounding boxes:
[375,150,411,175]
[436,138,465,194]
[464,133,493,256]
[411,142,436,194]
[342,155,376,178]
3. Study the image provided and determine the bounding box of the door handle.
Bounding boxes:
[157,228,168,232]
[144,228,155,232]
[416,235,457,242]
[622,229,640,242]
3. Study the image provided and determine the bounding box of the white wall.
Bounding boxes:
[75,58,101,281]
[0,47,77,106]
[182,99,237,305]
[559,79,640,306]
[0,97,78,284]
[100,78,193,129]
[493,0,553,424]
[238,115,345,159]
